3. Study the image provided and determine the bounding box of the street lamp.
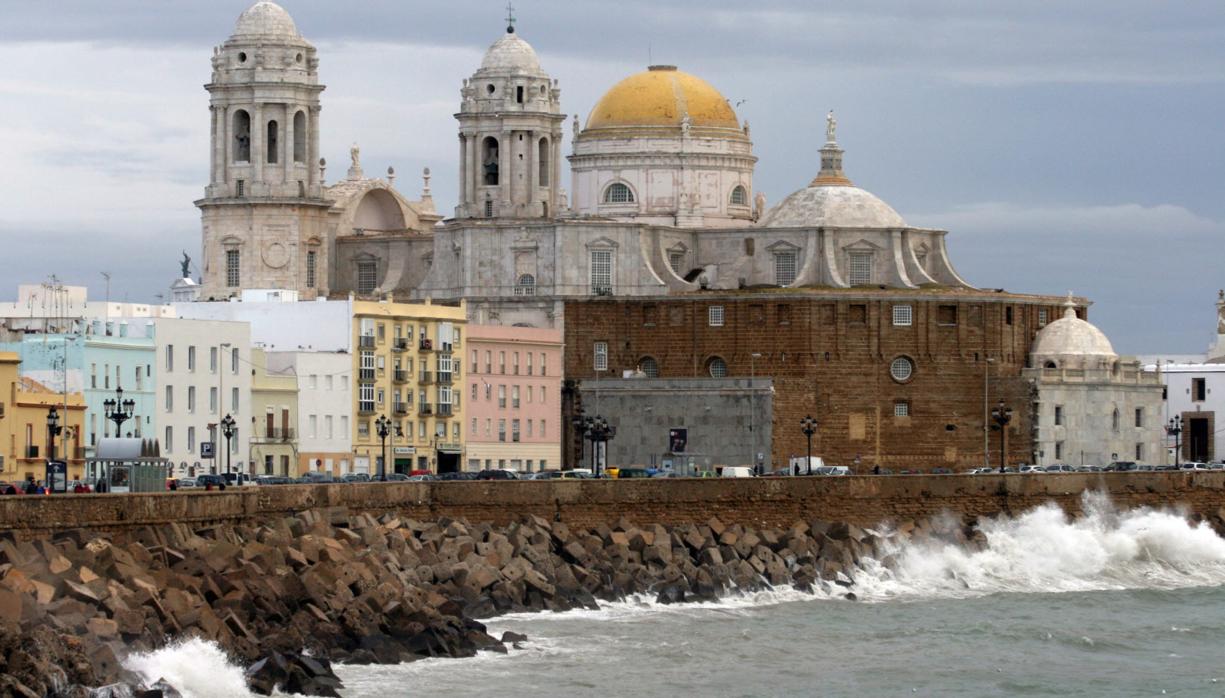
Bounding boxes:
[1166,416,1183,467]
[800,415,817,475]
[375,415,391,481]
[750,352,762,475]
[588,415,617,477]
[572,411,593,472]
[102,385,136,439]
[46,407,63,461]
[220,413,236,476]
[991,400,1013,473]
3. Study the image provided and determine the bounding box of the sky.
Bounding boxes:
[1,1,1222,354]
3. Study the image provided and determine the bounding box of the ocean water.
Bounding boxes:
[125,495,1225,697]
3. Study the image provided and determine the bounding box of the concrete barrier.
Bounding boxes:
[0,473,1222,537]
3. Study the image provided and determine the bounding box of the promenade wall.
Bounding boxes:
[2,473,1224,537]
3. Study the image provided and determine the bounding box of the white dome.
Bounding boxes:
[481,30,541,72]
[762,185,906,229]
[232,2,301,40]
[1032,304,1116,359]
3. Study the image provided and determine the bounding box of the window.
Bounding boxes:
[1193,378,1207,402]
[357,260,377,294]
[1005,306,1014,325]
[513,352,520,375]
[1055,441,1064,460]
[165,426,173,453]
[293,110,306,163]
[232,347,238,373]
[730,185,748,206]
[232,110,250,162]
[1135,443,1144,461]
[484,351,492,374]
[209,347,217,373]
[210,387,218,414]
[471,383,478,400]
[515,274,536,296]
[187,386,196,413]
[1135,408,1144,428]
[540,420,546,438]
[165,345,174,372]
[778,304,792,325]
[512,386,520,408]
[526,352,533,376]
[266,120,278,164]
[707,356,728,378]
[498,385,506,409]
[498,419,507,442]
[307,251,317,289]
[540,353,547,376]
[590,249,612,294]
[639,356,659,378]
[538,138,549,186]
[484,383,492,400]
[226,250,240,287]
[484,199,494,217]
[471,350,478,373]
[512,419,521,442]
[775,251,797,286]
[164,385,173,412]
[325,415,333,439]
[1054,405,1064,426]
[541,386,547,403]
[892,305,913,327]
[231,387,238,412]
[849,304,867,324]
[236,180,245,197]
[669,251,684,274]
[516,85,524,103]
[1112,408,1120,431]
[848,251,872,285]
[187,346,196,372]
[90,364,97,389]
[471,418,477,436]
[1038,308,1049,327]
[708,306,725,327]
[527,386,534,403]
[187,427,195,453]
[482,137,500,186]
[603,182,634,203]
[889,357,914,382]
[499,351,506,374]
[894,401,910,417]
[594,342,608,371]
[309,415,317,439]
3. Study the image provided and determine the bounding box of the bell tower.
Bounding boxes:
[455,14,565,220]
[196,1,331,300]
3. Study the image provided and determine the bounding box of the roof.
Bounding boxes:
[762,185,907,229]
[231,2,301,41]
[1031,301,1116,358]
[480,29,541,72]
[585,65,741,131]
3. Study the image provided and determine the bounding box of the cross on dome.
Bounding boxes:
[505,2,516,33]
[1064,290,1077,318]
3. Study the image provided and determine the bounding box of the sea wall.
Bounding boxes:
[2,473,1225,537]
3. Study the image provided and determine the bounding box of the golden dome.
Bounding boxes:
[585,65,741,131]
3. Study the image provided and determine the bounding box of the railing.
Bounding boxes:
[419,339,433,352]
[359,335,376,348]
[437,371,453,384]
[359,368,376,382]
[392,339,408,352]
[25,446,38,459]
[394,403,408,416]
[419,371,434,384]
[420,403,434,415]
[393,369,408,383]
[437,403,453,417]
[358,402,376,415]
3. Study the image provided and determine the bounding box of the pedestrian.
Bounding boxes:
[23,477,36,495]
[873,464,880,475]
[205,481,213,491]
[3,484,15,495]
[168,479,178,491]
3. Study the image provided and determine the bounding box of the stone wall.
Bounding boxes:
[2,473,1224,538]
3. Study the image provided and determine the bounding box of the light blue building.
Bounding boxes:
[0,319,157,458]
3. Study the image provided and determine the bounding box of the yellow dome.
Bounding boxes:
[585,65,741,131]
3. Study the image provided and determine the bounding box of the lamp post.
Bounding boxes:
[800,415,817,475]
[46,407,63,462]
[983,357,995,468]
[991,400,1013,473]
[220,413,236,476]
[375,415,391,481]
[588,415,616,477]
[750,352,761,475]
[103,385,136,439]
[572,411,593,472]
[1166,416,1183,467]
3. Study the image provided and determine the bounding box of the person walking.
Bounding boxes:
[23,477,37,495]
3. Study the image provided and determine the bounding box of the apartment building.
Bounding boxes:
[267,350,352,476]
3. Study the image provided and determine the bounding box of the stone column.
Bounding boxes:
[252,103,264,189]
[457,133,467,215]
[467,135,478,211]
[500,133,511,213]
[282,104,293,186]
[526,130,536,204]
[552,134,562,213]
[307,106,320,191]
[209,105,218,188]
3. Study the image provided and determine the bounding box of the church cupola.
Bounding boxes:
[455,9,565,220]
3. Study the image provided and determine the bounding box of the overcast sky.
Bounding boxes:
[1,1,1222,353]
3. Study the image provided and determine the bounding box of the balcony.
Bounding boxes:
[392,339,408,353]
[393,369,408,383]
[394,403,408,416]
[419,338,433,352]
[437,371,453,384]
[359,335,376,348]
[437,403,453,417]
[358,402,376,415]
[358,368,376,382]
[419,403,434,415]
[254,428,296,442]
[419,371,434,385]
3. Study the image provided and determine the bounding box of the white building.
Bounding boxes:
[154,318,253,476]
[266,350,353,474]
[1024,297,1165,466]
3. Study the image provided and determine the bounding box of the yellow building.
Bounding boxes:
[352,300,467,475]
[249,348,299,477]
[0,352,87,483]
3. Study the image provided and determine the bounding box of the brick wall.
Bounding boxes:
[563,292,1071,470]
[2,473,1224,538]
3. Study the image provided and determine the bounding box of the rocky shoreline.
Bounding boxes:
[0,507,1064,696]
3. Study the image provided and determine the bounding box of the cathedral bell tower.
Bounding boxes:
[196,1,331,300]
[455,16,565,220]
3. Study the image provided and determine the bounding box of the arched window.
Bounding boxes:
[293,111,306,163]
[482,137,500,186]
[706,356,728,378]
[603,182,634,204]
[890,356,914,382]
[232,110,251,162]
[1112,408,1120,432]
[515,274,536,296]
[730,185,748,206]
[266,120,279,164]
[1044,360,1057,369]
[538,138,549,186]
[639,356,659,378]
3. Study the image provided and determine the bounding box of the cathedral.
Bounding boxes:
[195,3,1161,470]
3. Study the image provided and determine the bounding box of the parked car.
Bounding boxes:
[1077,465,1104,473]
[651,470,682,478]
[255,476,293,485]
[342,473,371,483]
[559,470,594,479]
[438,471,478,481]
[1044,464,1076,473]
[530,470,561,480]
[301,472,335,483]
[615,468,652,479]
[476,469,518,480]
[197,474,227,488]
[1105,461,1139,472]
[1209,462,1225,470]
[406,473,437,481]
[384,473,410,481]
[176,477,198,488]
[222,473,251,487]
[1181,462,1210,471]
[814,465,851,476]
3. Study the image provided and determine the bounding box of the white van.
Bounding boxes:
[814,465,850,476]
[788,456,825,475]
[720,466,755,478]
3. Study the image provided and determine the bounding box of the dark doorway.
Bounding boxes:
[437,452,460,474]
[394,458,411,475]
[1188,418,1211,462]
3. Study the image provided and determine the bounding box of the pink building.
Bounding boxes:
[465,325,563,473]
